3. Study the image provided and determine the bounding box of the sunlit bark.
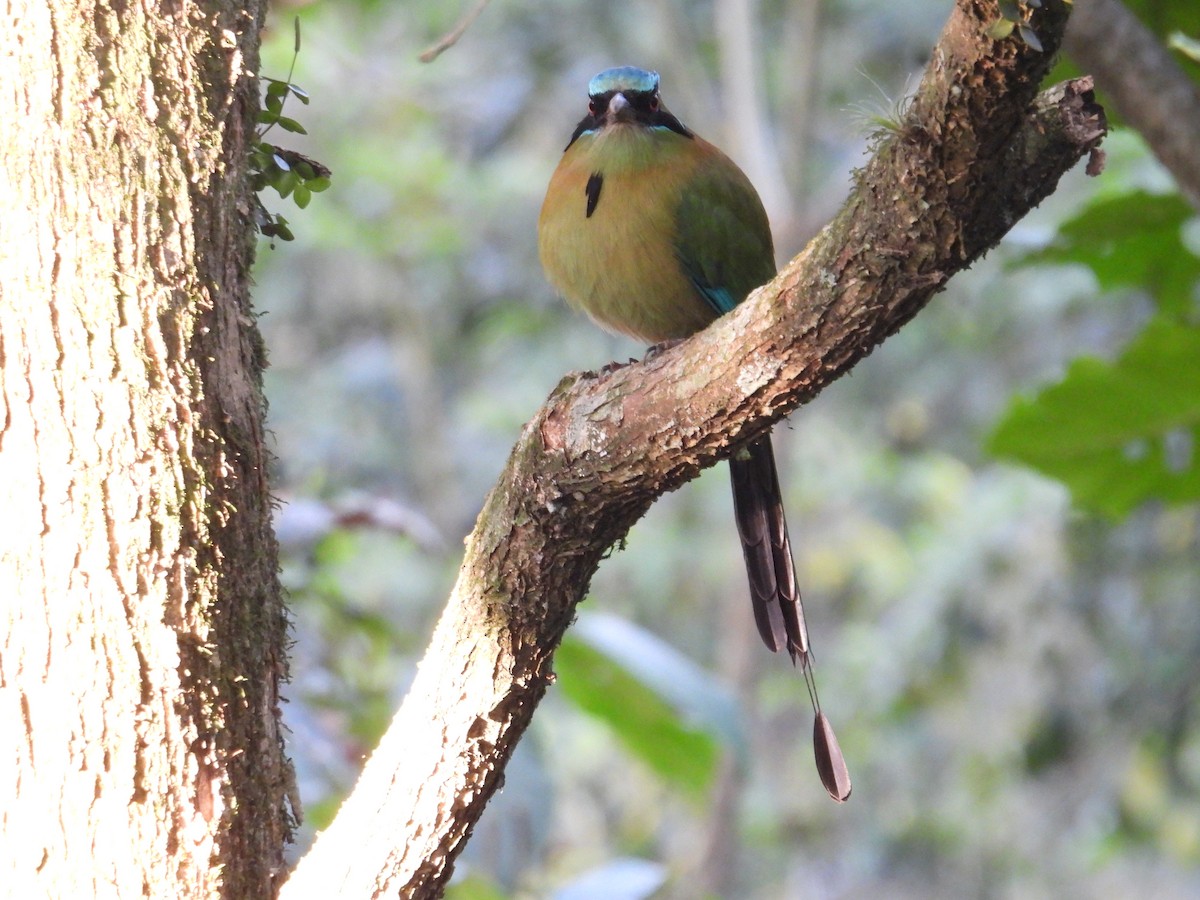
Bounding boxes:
[0,1,291,896]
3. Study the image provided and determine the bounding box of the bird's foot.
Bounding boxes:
[643,338,685,361]
[597,357,640,376]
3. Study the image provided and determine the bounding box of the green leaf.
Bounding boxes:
[1018,24,1044,52]
[250,144,272,169]
[305,176,332,193]
[998,0,1020,21]
[293,184,312,209]
[986,17,1016,39]
[988,318,1200,518]
[274,170,300,198]
[1169,31,1200,64]
[275,116,308,135]
[1016,190,1200,316]
[444,874,509,900]
[256,109,280,126]
[554,614,734,798]
[259,214,294,243]
[1125,0,1200,45]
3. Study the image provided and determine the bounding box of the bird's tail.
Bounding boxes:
[730,434,853,803]
[728,434,809,663]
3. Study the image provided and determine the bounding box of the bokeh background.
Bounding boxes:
[253,1,1200,897]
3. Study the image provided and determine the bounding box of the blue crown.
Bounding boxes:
[588,67,660,97]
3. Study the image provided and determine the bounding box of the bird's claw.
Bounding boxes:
[643,338,684,361]
[596,358,640,376]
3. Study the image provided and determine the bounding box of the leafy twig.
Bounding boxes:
[251,18,331,243]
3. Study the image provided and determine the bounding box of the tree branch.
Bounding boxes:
[1064,0,1200,210]
[282,2,1104,896]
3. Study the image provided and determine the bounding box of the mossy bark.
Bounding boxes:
[0,1,291,896]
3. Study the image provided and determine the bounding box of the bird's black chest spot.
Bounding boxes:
[585,172,603,218]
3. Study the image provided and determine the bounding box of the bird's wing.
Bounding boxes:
[672,147,776,315]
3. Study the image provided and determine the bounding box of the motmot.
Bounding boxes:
[539,67,849,801]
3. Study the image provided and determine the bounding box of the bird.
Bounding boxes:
[538,66,849,801]
[539,65,804,663]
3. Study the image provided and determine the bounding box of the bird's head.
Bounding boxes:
[564,66,692,150]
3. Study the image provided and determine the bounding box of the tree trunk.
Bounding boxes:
[0,1,291,897]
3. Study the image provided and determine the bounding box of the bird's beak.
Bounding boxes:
[606,92,634,123]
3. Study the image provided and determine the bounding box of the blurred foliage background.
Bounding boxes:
[254,0,1200,897]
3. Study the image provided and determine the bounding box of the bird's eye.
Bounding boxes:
[649,94,659,111]
[588,99,598,115]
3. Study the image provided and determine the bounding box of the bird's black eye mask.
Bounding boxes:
[564,89,693,151]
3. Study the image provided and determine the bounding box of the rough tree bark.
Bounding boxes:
[284,1,1104,897]
[1064,0,1200,210]
[1,1,291,897]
